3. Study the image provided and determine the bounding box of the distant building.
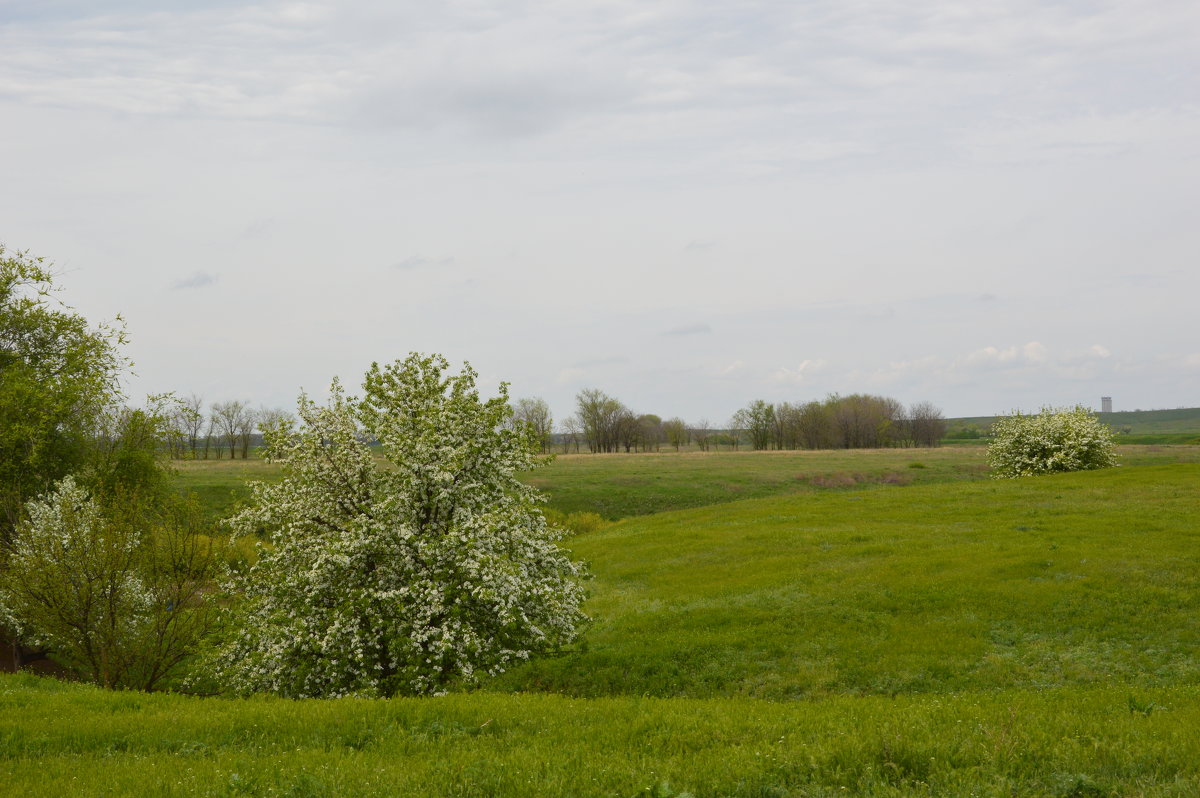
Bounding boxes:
[1101,397,1113,413]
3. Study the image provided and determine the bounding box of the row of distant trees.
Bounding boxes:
[508,390,947,454]
[730,395,947,450]
[163,395,293,459]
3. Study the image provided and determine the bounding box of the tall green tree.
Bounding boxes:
[0,245,128,539]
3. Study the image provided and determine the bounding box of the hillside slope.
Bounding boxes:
[495,464,1200,699]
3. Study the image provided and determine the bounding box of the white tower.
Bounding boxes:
[1101,397,1113,413]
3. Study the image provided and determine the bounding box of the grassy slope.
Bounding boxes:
[3,674,1199,797]
[496,464,1200,699]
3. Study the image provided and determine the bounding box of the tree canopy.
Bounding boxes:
[0,245,129,537]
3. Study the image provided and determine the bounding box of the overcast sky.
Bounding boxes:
[3,0,1198,423]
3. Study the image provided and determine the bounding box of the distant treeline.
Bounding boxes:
[160,396,293,460]
[508,391,948,454]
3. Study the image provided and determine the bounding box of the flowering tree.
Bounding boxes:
[987,405,1118,478]
[0,477,221,690]
[216,354,588,698]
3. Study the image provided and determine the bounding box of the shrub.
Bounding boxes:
[987,406,1118,478]
[0,478,222,690]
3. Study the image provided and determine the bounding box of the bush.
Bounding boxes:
[987,406,1118,478]
[0,478,223,690]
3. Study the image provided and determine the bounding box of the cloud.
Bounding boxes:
[767,359,827,385]
[683,240,715,253]
[173,271,217,289]
[662,322,712,336]
[392,255,454,271]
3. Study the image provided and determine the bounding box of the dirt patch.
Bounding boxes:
[799,471,912,488]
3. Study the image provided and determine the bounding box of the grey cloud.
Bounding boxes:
[393,256,454,271]
[173,271,217,290]
[663,322,712,337]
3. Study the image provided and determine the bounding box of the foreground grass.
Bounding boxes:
[4,673,1199,797]
[497,464,1200,700]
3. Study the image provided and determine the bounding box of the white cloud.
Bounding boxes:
[172,271,217,290]
[767,358,827,385]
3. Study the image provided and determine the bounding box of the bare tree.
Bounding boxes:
[211,400,249,460]
[203,411,219,459]
[559,417,581,454]
[236,405,258,459]
[256,406,295,437]
[512,397,554,454]
[177,394,206,460]
[691,418,711,452]
[909,401,947,447]
[615,407,640,453]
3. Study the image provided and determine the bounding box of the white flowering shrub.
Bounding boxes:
[987,405,1118,478]
[214,353,588,698]
[0,477,221,689]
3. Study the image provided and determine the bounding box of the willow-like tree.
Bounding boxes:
[216,354,588,698]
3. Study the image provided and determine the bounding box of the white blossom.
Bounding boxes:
[987,405,1118,478]
[213,353,588,698]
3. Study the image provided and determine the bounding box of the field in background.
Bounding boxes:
[10,446,1200,795]
[174,444,1200,524]
[949,406,1200,439]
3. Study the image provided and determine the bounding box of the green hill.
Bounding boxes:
[949,406,1200,441]
[496,464,1200,699]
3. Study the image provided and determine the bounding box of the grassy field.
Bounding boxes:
[10,447,1200,795]
[495,464,1200,699]
[4,673,1199,796]
[173,444,1200,523]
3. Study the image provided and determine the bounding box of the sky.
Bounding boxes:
[3,0,1198,424]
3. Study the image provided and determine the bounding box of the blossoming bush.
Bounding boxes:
[0,477,221,690]
[214,353,588,698]
[987,405,1118,478]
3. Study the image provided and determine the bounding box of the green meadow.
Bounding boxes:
[6,446,1200,795]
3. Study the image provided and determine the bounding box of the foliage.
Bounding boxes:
[0,245,129,537]
[214,353,588,698]
[988,405,1118,478]
[0,477,222,690]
